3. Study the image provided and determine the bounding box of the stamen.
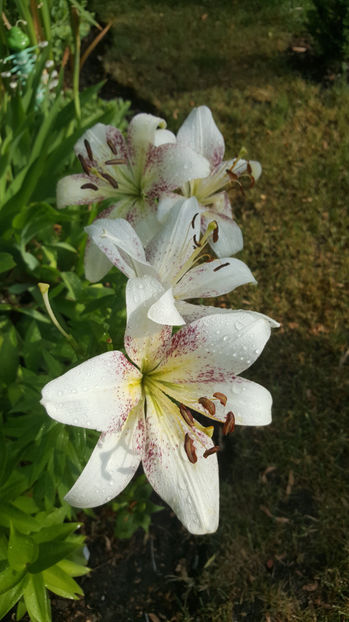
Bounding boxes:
[223,411,235,435]
[213,392,227,406]
[101,172,118,189]
[213,262,230,272]
[212,221,219,243]
[193,234,200,248]
[191,212,199,229]
[179,403,194,426]
[78,154,90,175]
[203,446,220,458]
[198,397,216,416]
[226,168,238,182]
[84,139,93,161]
[105,158,127,165]
[80,182,98,191]
[107,138,117,155]
[184,433,197,464]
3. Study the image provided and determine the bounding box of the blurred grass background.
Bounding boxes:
[88,1,348,620]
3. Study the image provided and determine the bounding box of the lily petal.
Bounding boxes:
[148,287,186,326]
[146,197,201,285]
[161,378,272,426]
[64,402,145,508]
[157,193,183,224]
[153,128,176,146]
[41,351,142,433]
[85,218,156,280]
[202,211,243,257]
[177,106,225,167]
[146,143,210,201]
[153,311,277,383]
[74,122,128,163]
[173,257,256,299]
[143,389,219,534]
[56,174,108,209]
[125,276,172,371]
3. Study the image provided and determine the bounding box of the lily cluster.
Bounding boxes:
[41,106,278,534]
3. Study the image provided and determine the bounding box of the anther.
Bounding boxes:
[101,172,118,189]
[223,411,235,435]
[212,222,219,243]
[78,154,90,175]
[213,262,230,272]
[80,182,98,191]
[84,139,93,161]
[179,403,194,426]
[213,392,227,406]
[226,168,238,182]
[106,138,117,155]
[193,234,201,248]
[198,397,216,416]
[184,433,197,464]
[191,212,199,229]
[203,446,220,458]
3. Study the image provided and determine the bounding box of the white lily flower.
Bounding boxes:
[41,287,278,535]
[85,197,257,325]
[57,113,210,281]
[159,106,262,257]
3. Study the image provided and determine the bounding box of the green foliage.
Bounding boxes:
[112,475,163,539]
[0,5,134,620]
[306,0,349,65]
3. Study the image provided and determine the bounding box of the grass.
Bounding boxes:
[90,1,349,619]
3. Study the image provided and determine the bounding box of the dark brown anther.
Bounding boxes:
[198,397,216,416]
[213,262,230,272]
[212,221,219,243]
[80,182,98,191]
[179,403,194,426]
[106,138,117,154]
[84,139,93,161]
[213,392,227,406]
[101,172,118,189]
[223,411,235,436]
[191,212,199,229]
[226,168,238,181]
[193,234,201,248]
[247,162,252,175]
[184,433,197,464]
[105,158,127,165]
[203,446,220,459]
[78,153,90,175]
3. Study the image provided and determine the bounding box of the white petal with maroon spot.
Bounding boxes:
[202,211,243,257]
[142,388,219,535]
[85,218,156,280]
[146,197,201,285]
[64,402,145,508]
[124,276,172,371]
[153,311,277,383]
[177,106,225,168]
[173,257,256,299]
[41,351,142,432]
[56,174,109,209]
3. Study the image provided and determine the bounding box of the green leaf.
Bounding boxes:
[27,540,83,574]
[33,523,81,544]
[0,578,26,619]
[0,503,40,534]
[8,523,39,571]
[16,597,27,620]
[0,318,18,384]
[0,252,16,273]
[43,565,84,599]
[23,573,51,622]
[0,564,26,595]
[57,558,90,578]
